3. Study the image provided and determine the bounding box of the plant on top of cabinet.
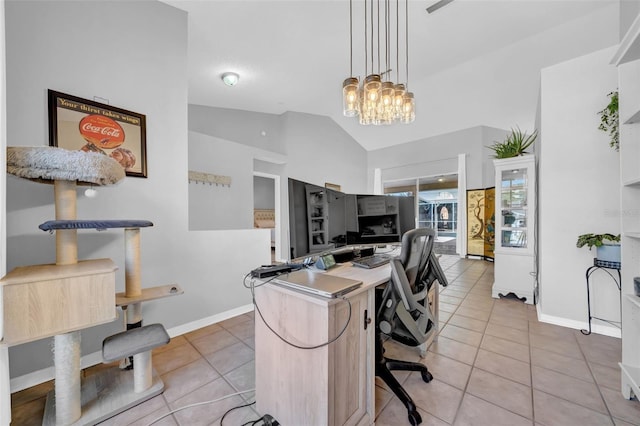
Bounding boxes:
[487,127,537,159]
[597,90,619,151]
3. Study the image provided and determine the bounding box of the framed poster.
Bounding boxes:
[48,89,147,178]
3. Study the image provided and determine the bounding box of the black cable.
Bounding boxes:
[243,273,353,350]
[220,400,256,425]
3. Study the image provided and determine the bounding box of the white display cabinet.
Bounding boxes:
[612,12,640,401]
[492,155,536,304]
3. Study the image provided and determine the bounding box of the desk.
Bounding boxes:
[254,261,439,426]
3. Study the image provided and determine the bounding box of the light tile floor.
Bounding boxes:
[10,256,640,425]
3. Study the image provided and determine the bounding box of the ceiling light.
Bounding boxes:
[342,0,415,125]
[437,177,445,182]
[221,72,239,86]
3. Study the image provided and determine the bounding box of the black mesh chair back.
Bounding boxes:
[375,227,447,426]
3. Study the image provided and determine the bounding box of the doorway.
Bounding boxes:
[384,174,458,255]
[253,172,280,263]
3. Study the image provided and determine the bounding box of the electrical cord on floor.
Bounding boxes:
[241,414,280,426]
[145,388,255,425]
[220,400,256,425]
[243,273,352,350]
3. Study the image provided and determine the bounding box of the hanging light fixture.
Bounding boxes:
[342,0,414,125]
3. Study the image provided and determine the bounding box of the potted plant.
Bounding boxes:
[576,233,621,263]
[487,127,537,159]
[597,90,619,151]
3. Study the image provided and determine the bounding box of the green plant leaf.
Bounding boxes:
[597,90,619,151]
[487,126,537,158]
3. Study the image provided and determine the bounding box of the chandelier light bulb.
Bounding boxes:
[401,92,415,124]
[342,77,359,117]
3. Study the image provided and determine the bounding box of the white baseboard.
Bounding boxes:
[536,305,621,339]
[9,304,255,393]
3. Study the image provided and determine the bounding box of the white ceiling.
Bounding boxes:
[164,0,619,151]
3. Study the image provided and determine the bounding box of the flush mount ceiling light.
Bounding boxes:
[342,0,415,125]
[221,72,239,86]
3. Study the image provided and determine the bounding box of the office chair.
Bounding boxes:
[376,227,447,426]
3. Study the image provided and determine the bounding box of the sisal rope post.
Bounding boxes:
[133,351,152,393]
[54,332,81,424]
[53,179,82,424]
[54,180,77,265]
[124,228,141,297]
[124,228,142,377]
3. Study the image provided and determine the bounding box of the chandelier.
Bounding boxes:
[342,0,415,125]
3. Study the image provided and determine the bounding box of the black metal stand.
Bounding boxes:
[581,258,621,335]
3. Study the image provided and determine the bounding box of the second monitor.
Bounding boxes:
[288,178,415,259]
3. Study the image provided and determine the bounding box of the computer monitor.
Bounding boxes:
[287,178,415,260]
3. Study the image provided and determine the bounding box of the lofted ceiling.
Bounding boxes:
[164,0,619,151]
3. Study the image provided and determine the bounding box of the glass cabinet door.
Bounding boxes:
[500,168,528,249]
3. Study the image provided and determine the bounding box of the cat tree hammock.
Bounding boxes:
[1,146,183,425]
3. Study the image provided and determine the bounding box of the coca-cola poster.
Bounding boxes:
[48,89,147,178]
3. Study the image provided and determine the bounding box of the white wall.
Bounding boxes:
[4,0,270,383]
[189,131,254,230]
[188,106,368,261]
[538,46,621,335]
[254,176,275,210]
[367,125,510,191]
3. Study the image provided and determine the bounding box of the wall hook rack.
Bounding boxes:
[188,170,232,187]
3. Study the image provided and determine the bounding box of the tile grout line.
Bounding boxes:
[573,331,617,425]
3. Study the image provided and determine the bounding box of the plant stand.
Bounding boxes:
[580,258,622,335]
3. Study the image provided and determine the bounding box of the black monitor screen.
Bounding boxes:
[288,178,415,259]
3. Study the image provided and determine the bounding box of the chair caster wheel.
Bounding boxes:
[408,410,422,426]
[421,371,433,383]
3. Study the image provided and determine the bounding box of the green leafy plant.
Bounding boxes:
[576,233,620,250]
[487,127,537,159]
[597,90,619,151]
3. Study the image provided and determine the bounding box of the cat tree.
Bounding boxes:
[1,146,183,425]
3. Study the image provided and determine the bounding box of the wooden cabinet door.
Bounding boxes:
[330,290,373,425]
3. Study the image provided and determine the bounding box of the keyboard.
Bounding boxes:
[351,254,391,269]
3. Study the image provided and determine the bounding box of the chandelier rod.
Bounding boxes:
[349,0,353,77]
[396,0,399,82]
[405,0,409,89]
[385,0,390,78]
[365,0,368,76]
[376,0,380,75]
[370,0,374,73]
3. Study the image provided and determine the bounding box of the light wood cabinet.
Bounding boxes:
[492,155,536,304]
[254,280,374,425]
[613,13,640,401]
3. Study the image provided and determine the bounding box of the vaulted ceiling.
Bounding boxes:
[165,0,620,151]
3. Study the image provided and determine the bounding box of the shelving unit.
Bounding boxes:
[614,11,640,401]
[492,155,536,304]
[356,195,401,243]
[306,185,332,252]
